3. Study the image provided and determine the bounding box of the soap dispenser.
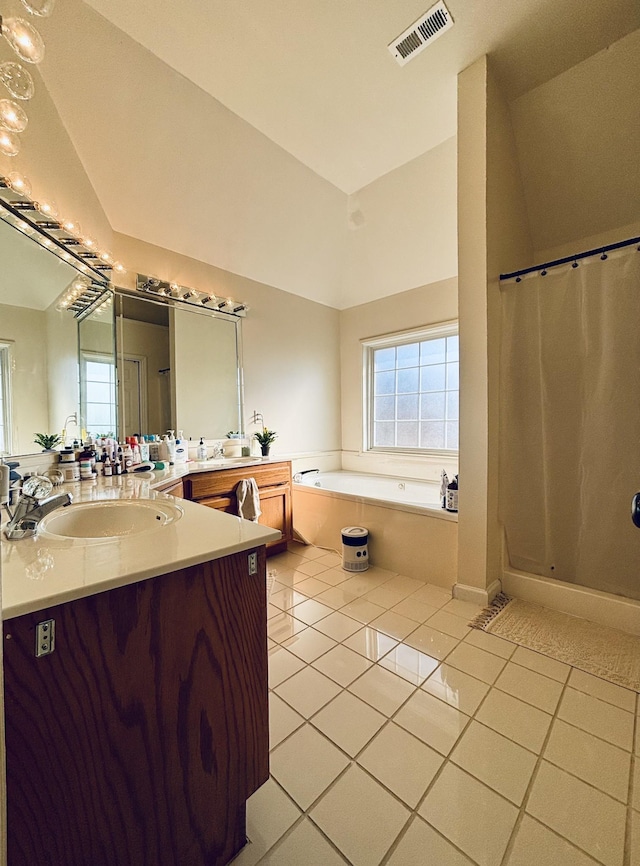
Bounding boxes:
[175,433,187,463]
[197,437,207,460]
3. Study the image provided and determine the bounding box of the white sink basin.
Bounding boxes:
[39,499,183,541]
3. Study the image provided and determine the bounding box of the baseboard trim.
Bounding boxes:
[453,579,501,607]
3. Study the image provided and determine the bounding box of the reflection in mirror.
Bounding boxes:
[78,298,117,438]
[0,215,80,457]
[115,290,244,441]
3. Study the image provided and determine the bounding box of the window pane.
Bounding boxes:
[374,370,395,395]
[420,364,445,392]
[396,342,419,369]
[447,362,459,390]
[86,382,113,404]
[374,421,395,447]
[420,392,445,420]
[374,347,395,372]
[445,421,459,450]
[396,421,418,447]
[397,394,418,420]
[446,391,459,420]
[86,361,112,382]
[420,338,446,365]
[446,335,459,362]
[86,403,113,427]
[420,421,445,449]
[397,367,419,393]
[374,396,395,421]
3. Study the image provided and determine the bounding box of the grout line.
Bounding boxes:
[623,695,638,866]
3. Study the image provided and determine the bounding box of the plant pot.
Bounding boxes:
[260,445,270,457]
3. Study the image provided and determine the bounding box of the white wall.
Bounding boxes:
[121,319,171,436]
[45,304,79,443]
[342,139,458,308]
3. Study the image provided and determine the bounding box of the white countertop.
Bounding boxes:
[1,461,284,620]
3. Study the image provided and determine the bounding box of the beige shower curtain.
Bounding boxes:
[500,249,640,601]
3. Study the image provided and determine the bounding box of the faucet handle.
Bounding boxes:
[22,475,54,501]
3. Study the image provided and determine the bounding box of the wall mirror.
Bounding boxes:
[115,288,244,442]
[0,192,112,459]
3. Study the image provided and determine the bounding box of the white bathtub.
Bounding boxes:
[292,470,458,588]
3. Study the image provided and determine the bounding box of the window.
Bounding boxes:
[363,322,458,453]
[80,352,117,436]
[0,341,13,455]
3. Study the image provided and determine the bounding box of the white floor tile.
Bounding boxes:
[315,552,342,568]
[267,611,307,644]
[258,818,347,865]
[274,666,342,718]
[390,597,439,623]
[408,584,451,608]
[510,645,570,683]
[310,764,410,866]
[387,817,475,865]
[422,664,490,715]
[282,627,336,663]
[630,809,640,866]
[289,598,335,625]
[446,642,508,684]
[269,693,305,750]
[358,722,443,807]
[293,576,332,597]
[544,718,631,803]
[342,626,398,661]
[314,586,360,610]
[312,644,373,686]
[270,724,349,809]
[269,587,309,611]
[315,567,350,587]
[495,662,564,714]
[313,610,362,641]
[348,665,416,716]
[312,691,386,757]
[558,688,634,750]
[369,610,421,640]
[450,720,537,805]
[527,761,626,866]
[403,624,460,660]
[475,689,553,753]
[425,609,472,639]
[419,763,519,866]
[295,558,332,577]
[463,628,516,659]
[394,689,469,755]
[442,598,484,620]
[379,643,440,685]
[268,645,306,688]
[238,778,301,865]
[340,597,387,624]
[506,815,602,866]
[568,667,636,712]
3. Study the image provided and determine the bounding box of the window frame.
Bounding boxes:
[80,350,117,437]
[0,340,14,456]
[362,320,459,457]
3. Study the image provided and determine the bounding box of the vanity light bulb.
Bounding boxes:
[61,217,81,236]
[0,61,35,100]
[113,261,126,274]
[6,170,31,196]
[1,18,45,64]
[82,236,97,250]
[36,199,58,219]
[98,250,114,265]
[0,128,20,157]
[19,0,56,17]
[0,98,28,132]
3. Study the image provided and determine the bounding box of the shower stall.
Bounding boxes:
[499,240,640,614]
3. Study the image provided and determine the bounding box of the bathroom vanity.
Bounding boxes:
[1,476,280,866]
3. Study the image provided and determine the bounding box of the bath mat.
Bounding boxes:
[470,593,640,691]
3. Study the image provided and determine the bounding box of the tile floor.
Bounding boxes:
[233,542,640,866]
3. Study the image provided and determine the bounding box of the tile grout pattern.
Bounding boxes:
[232,543,640,866]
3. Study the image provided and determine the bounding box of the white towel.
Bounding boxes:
[236,478,262,522]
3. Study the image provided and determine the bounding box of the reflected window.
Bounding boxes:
[80,352,116,436]
[363,322,459,454]
[0,341,13,454]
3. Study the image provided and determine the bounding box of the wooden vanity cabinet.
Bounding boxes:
[185,461,292,556]
[3,547,269,866]
[155,477,185,498]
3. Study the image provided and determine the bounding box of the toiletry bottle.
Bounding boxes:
[166,431,176,463]
[446,475,459,512]
[197,437,207,460]
[440,470,449,509]
[149,436,160,462]
[103,456,112,477]
[139,438,150,462]
[124,443,134,471]
[175,436,187,463]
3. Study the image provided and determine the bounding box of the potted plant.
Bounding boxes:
[34,432,62,451]
[254,427,277,457]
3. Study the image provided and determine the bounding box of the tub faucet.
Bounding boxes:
[4,475,73,540]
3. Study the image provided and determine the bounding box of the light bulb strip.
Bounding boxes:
[135,274,248,318]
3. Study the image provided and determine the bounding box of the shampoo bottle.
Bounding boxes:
[446,475,459,513]
[197,437,207,460]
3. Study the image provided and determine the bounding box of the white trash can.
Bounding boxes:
[341,526,369,572]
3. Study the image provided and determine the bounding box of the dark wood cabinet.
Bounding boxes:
[185,462,293,556]
[3,547,269,866]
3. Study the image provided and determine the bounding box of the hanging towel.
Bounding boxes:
[236,478,262,522]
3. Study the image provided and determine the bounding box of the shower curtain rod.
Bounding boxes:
[500,235,640,282]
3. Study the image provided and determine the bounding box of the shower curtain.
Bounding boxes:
[499,249,640,601]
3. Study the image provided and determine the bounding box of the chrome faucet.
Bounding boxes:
[4,475,73,540]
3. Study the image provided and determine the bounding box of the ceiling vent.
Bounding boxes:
[388,1,454,66]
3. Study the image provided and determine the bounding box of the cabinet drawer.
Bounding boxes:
[188,462,291,500]
[155,479,184,498]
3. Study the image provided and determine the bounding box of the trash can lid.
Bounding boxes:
[341,526,368,538]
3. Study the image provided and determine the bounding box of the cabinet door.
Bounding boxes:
[3,549,269,866]
[259,484,291,554]
[199,494,236,514]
